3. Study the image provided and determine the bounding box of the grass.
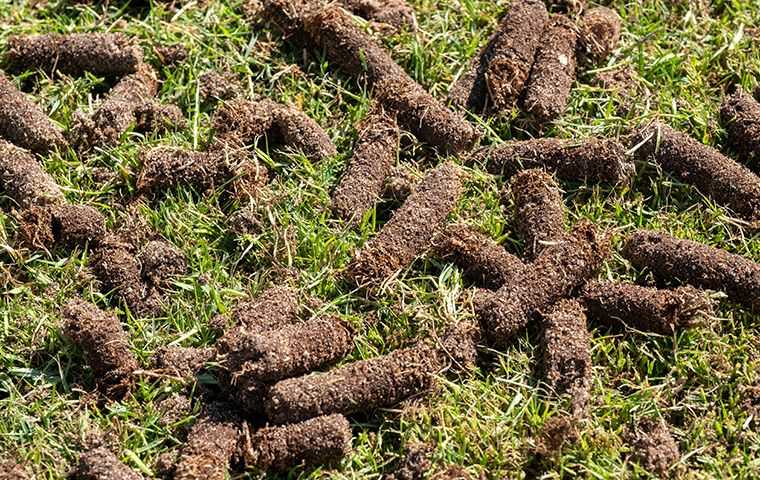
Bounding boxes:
[0,0,759,478]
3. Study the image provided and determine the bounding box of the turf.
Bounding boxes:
[0,0,759,478]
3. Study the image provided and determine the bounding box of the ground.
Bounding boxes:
[0,0,759,478]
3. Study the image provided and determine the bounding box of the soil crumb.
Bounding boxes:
[431,466,476,480]
[212,284,299,333]
[153,346,214,380]
[741,384,760,426]
[346,162,462,287]
[0,459,31,480]
[154,44,188,66]
[5,33,143,77]
[384,442,432,480]
[174,403,240,480]
[472,137,633,184]
[269,102,337,160]
[156,393,192,427]
[0,72,67,154]
[19,204,106,250]
[431,223,524,290]
[508,169,565,259]
[339,0,415,31]
[582,281,714,334]
[720,86,760,172]
[633,122,760,225]
[579,7,621,64]
[382,165,418,202]
[533,414,579,458]
[199,71,242,102]
[622,229,760,311]
[627,417,680,478]
[73,446,143,480]
[0,139,65,209]
[137,240,187,288]
[245,414,352,472]
[61,298,138,398]
[331,109,399,223]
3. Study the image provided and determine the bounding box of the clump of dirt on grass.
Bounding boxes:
[19,204,106,250]
[173,403,241,480]
[199,71,243,102]
[346,162,462,287]
[156,393,193,427]
[0,139,65,209]
[331,109,399,223]
[431,466,477,480]
[0,459,31,480]
[472,137,633,184]
[626,417,680,478]
[740,384,760,425]
[5,33,143,77]
[449,0,548,114]
[622,229,760,311]
[153,346,215,380]
[384,442,432,480]
[133,102,185,135]
[382,165,418,202]
[61,298,138,398]
[154,44,188,66]
[581,281,714,334]
[73,446,143,480]
[137,240,187,288]
[521,15,578,124]
[269,102,338,160]
[545,0,584,14]
[0,72,67,154]
[339,0,415,31]
[431,223,524,290]
[508,169,565,259]
[533,414,580,459]
[633,122,760,225]
[212,284,299,333]
[720,86,760,172]
[578,7,621,64]
[478,221,609,347]
[244,414,352,472]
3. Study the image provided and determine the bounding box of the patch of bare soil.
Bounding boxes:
[19,204,106,250]
[0,72,67,154]
[626,417,680,478]
[339,0,415,31]
[622,229,760,311]
[633,122,760,225]
[73,446,143,480]
[578,7,621,65]
[0,139,65,209]
[582,281,714,334]
[346,162,462,287]
[508,169,565,259]
[153,346,215,380]
[720,86,760,172]
[173,403,241,480]
[331,109,399,223]
[5,33,143,77]
[244,414,352,472]
[62,298,138,398]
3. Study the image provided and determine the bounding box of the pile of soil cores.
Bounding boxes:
[581,281,714,334]
[431,223,524,290]
[174,403,240,480]
[245,414,352,472]
[634,122,760,225]
[346,162,462,287]
[578,7,622,64]
[720,86,760,172]
[539,299,591,414]
[509,169,565,259]
[0,72,67,154]
[61,298,138,398]
[472,137,633,184]
[213,284,299,333]
[449,0,548,114]
[20,204,106,250]
[627,417,680,478]
[331,109,400,223]
[4,33,143,77]
[521,15,578,124]
[622,229,760,311]
[0,139,65,209]
[339,0,415,31]
[478,221,609,347]
[74,446,142,480]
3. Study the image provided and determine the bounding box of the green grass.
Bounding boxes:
[1,0,759,478]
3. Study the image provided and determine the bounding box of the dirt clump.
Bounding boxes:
[626,417,680,478]
[384,443,432,480]
[212,98,274,143]
[133,102,186,135]
[137,240,187,288]
[73,446,143,480]
[0,139,65,209]
[174,403,241,480]
[581,281,714,334]
[741,384,760,425]
[472,137,633,184]
[5,33,143,78]
[154,44,188,66]
[153,346,215,380]
[61,298,138,398]
[0,72,67,154]
[244,414,352,472]
[0,459,31,480]
[212,284,299,333]
[508,169,565,259]
[339,0,415,31]
[622,229,760,311]
[269,102,337,160]
[156,393,193,427]
[431,223,524,290]
[19,204,106,250]
[346,162,462,287]
[431,466,476,480]
[521,15,578,124]
[382,165,418,202]
[331,109,399,223]
[578,7,621,64]
[633,122,760,225]
[199,71,242,102]
[720,86,760,172]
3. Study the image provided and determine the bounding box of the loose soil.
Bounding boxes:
[19,204,106,250]
[133,102,186,135]
[0,72,67,154]
[382,165,418,202]
[508,169,565,259]
[438,320,480,372]
[346,162,462,287]
[269,102,338,160]
[156,393,193,427]
[581,281,714,334]
[199,71,243,103]
[720,86,760,172]
[521,15,578,124]
[339,0,415,31]
[245,414,352,472]
[154,44,188,66]
[61,298,138,398]
[137,239,187,288]
[622,229,760,311]
[578,7,621,64]
[431,223,524,290]
[73,446,143,480]
[0,459,31,480]
[626,417,680,478]
[4,33,143,77]
[173,403,241,480]
[384,443,432,480]
[153,346,215,380]
[0,139,65,209]
[212,284,299,333]
[633,122,760,225]
[331,109,400,223]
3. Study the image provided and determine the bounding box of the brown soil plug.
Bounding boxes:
[720,86,760,172]
[346,162,462,287]
[74,446,143,480]
[478,221,609,347]
[578,7,621,65]
[153,345,215,380]
[582,281,714,334]
[61,298,138,398]
[431,223,525,290]
[382,165,418,202]
[331,109,399,223]
[0,72,67,154]
[245,414,352,472]
[0,139,65,209]
[521,15,578,124]
[174,403,241,480]
[20,203,106,250]
[622,229,760,312]
[627,417,680,478]
[449,0,548,114]
[4,33,143,77]
[212,284,299,333]
[508,169,565,259]
[338,0,415,31]
[472,137,633,184]
[137,239,187,288]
